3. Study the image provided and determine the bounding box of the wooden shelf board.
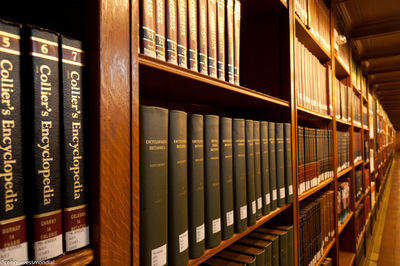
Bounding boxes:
[352,85,361,95]
[334,56,350,78]
[337,166,352,178]
[280,0,288,8]
[356,227,366,251]
[363,126,369,131]
[336,118,352,126]
[353,123,362,129]
[297,106,333,121]
[295,17,331,62]
[364,160,370,165]
[339,211,354,235]
[365,186,371,194]
[188,204,292,265]
[355,193,365,209]
[52,248,94,266]
[299,177,333,202]
[354,160,363,168]
[138,54,290,108]
[363,95,368,103]
[338,250,356,266]
[316,238,336,266]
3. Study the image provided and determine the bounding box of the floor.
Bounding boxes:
[364,152,400,265]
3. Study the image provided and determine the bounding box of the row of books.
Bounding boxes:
[351,59,367,99]
[294,0,331,53]
[140,0,241,84]
[337,130,350,172]
[139,106,293,265]
[334,78,351,122]
[353,91,361,126]
[204,224,294,266]
[297,127,333,195]
[0,20,89,262]
[364,140,369,162]
[354,203,366,246]
[370,149,375,172]
[299,191,335,266]
[321,257,333,266]
[354,131,362,163]
[362,104,368,127]
[355,169,363,202]
[295,37,332,115]
[337,180,350,225]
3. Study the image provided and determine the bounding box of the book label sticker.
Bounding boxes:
[196,224,205,243]
[240,205,247,220]
[257,197,262,209]
[65,226,90,252]
[179,230,188,253]
[252,201,256,214]
[151,244,167,266]
[212,218,221,234]
[0,243,28,262]
[34,234,63,261]
[226,211,234,226]
[265,193,270,205]
[272,189,277,200]
[289,185,293,195]
[279,188,285,199]
[0,217,28,262]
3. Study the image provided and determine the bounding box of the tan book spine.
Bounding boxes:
[166,0,178,64]
[177,0,188,67]
[216,0,225,80]
[155,0,166,60]
[141,0,156,57]
[198,0,208,74]
[207,0,218,78]
[226,0,234,83]
[188,0,198,71]
[233,0,241,85]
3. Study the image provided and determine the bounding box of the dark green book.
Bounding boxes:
[219,117,234,240]
[260,121,271,215]
[238,238,272,266]
[258,228,288,266]
[188,114,205,259]
[228,244,265,266]
[204,115,221,248]
[253,121,262,219]
[284,123,293,203]
[248,232,279,266]
[268,123,277,210]
[139,106,168,266]
[271,225,294,266]
[275,123,286,207]
[168,110,189,265]
[232,119,247,233]
[217,250,256,266]
[245,120,256,226]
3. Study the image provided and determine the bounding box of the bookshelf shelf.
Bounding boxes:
[354,160,363,168]
[363,126,369,130]
[352,85,361,96]
[295,16,331,62]
[298,177,333,202]
[353,123,362,130]
[316,238,336,266]
[355,193,365,209]
[365,186,371,194]
[52,248,94,266]
[187,204,292,266]
[337,166,353,178]
[336,118,352,126]
[297,106,333,121]
[355,227,366,251]
[339,211,354,235]
[338,250,356,266]
[334,55,350,78]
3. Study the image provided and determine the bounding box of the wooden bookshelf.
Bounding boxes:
[297,106,333,121]
[316,238,336,266]
[338,251,356,266]
[339,211,354,235]
[337,166,353,178]
[334,56,351,78]
[298,177,334,202]
[337,118,352,126]
[51,248,95,266]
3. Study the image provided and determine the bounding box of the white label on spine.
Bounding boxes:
[279,187,285,199]
[240,205,247,220]
[179,230,188,253]
[66,226,90,252]
[151,244,167,266]
[265,193,271,205]
[226,211,234,226]
[34,234,62,261]
[212,218,221,234]
[196,224,205,243]
[289,185,293,195]
[252,201,256,214]
[257,197,262,209]
[0,242,28,262]
[272,189,277,200]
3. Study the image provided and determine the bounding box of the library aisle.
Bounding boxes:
[365,152,400,265]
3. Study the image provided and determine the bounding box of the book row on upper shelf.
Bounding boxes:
[334,78,351,122]
[337,130,350,172]
[351,59,368,99]
[140,105,293,265]
[0,19,89,262]
[140,0,241,85]
[204,223,294,266]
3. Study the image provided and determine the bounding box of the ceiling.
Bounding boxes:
[337,0,400,130]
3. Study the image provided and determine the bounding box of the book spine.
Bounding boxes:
[28,28,63,260]
[275,123,286,207]
[226,0,234,83]
[166,0,178,64]
[207,0,218,78]
[188,0,198,71]
[245,120,256,226]
[253,121,262,219]
[198,0,208,74]
[284,123,293,203]
[260,122,271,215]
[268,123,277,210]
[233,0,241,85]
[219,117,234,240]
[155,0,166,60]
[0,21,28,262]
[204,115,221,248]
[141,0,156,57]
[232,119,247,233]
[139,106,168,266]
[60,36,89,252]
[168,110,189,265]
[216,0,225,80]
[177,0,187,67]
[188,114,205,258]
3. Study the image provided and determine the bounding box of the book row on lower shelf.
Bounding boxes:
[299,191,335,266]
[337,130,350,172]
[140,0,241,84]
[354,131,361,163]
[297,126,334,196]
[337,179,350,226]
[203,224,294,266]
[140,105,293,265]
[0,20,89,262]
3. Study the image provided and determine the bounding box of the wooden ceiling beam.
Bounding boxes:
[351,18,400,40]
[367,67,400,75]
[372,81,400,87]
[361,51,400,61]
